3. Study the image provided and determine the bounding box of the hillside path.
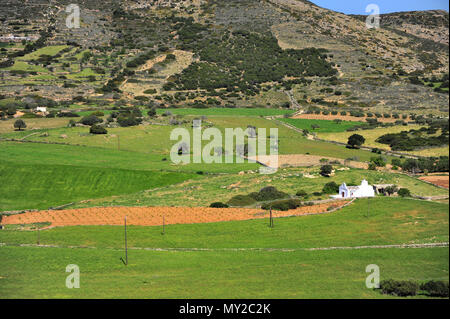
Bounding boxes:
[1,242,447,252]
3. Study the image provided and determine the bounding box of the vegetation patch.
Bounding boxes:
[174,30,336,92]
[280,118,364,133]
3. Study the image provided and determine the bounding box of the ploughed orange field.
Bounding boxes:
[1,201,350,228]
[419,175,449,189]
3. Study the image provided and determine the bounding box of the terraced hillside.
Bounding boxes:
[0,0,447,114]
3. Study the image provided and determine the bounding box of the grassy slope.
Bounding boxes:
[0,118,71,134]
[71,167,449,208]
[0,141,258,211]
[318,125,449,157]
[207,116,394,161]
[2,115,391,162]
[0,141,258,174]
[279,118,364,133]
[17,45,69,61]
[0,198,448,298]
[0,161,196,211]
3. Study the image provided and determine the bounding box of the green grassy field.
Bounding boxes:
[0,140,261,211]
[0,198,448,298]
[75,110,114,117]
[0,141,259,174]
[2,115,387,162]
[1,246,447,298]
[0,160,197,211]
[206,116,391,161]
[17,45,69,61]
[280,118,364,133]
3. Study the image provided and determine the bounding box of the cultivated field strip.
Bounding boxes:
[419,175,449,189]
[1,201,350,227]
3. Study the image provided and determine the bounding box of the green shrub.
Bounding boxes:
[80,115,102,126]
[57,112,80,118]
[322,182,339,194]
[144,89,157,94]
[90,111,105,117]
[117,115,142,127]
[261,199,302,211]
[320,165,333,177]
[21,113,41,119]
[227,195,257,207]
[370,156,386,167]
[248,186,288,202]
[380,279,419,297]
[90,124,107,134]
[420,280,449,297]
[398,188,411,197]
[209,202,229,208]
[313,192,322,196]
[296,190,308,197]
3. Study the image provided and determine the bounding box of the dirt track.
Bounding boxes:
[1,201,350,228]
[249,154,368,169]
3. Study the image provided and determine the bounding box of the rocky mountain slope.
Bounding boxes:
[0,0,448,114]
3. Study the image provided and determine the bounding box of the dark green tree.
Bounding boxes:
[322,182,339,194]
[14,119,26,131]
[320,165,333,177]
[347,134,365,149]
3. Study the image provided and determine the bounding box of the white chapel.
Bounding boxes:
[333,179,375,199]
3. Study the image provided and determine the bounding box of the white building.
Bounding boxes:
[332,179,375,199]
[35,107,47,113]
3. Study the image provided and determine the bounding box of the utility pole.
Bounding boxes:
[367,197,370,218]
[120,215,127,266]
[162,214,165,235]
[37,227,40,245]
[269,207,273,228]
[125,216,128,265]
[117,135,120,151]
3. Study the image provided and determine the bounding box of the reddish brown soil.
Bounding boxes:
[1,201,350,228]
[419,176,449,189]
